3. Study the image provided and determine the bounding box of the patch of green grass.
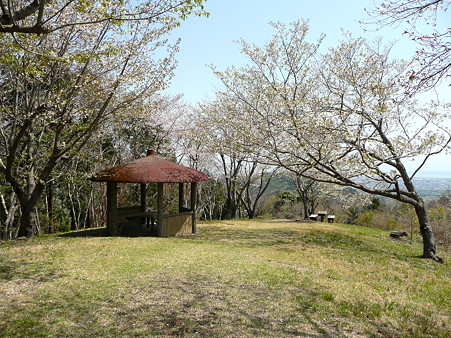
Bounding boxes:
[0,219,449,337]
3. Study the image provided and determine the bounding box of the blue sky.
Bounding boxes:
[165,0,450,178]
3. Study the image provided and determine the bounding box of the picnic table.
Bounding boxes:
[118,210,156,224]
[117,207,157,234]
[309,211,335,223]
[317,211,328,222]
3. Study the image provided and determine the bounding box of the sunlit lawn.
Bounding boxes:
[0,219,449,337]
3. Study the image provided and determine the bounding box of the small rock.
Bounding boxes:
[390,231,408,238]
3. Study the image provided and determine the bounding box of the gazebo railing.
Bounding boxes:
[115,205,194,237]
[163,212,193,237]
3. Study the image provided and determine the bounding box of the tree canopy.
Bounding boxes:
[209,20,450,261]
[0,0,206,237]
[365,0,450,92]
[0,0,207,34]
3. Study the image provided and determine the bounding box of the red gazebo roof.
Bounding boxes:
[91,150,208,183]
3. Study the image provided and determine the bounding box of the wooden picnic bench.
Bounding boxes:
[118,209,156,224]
[116,206,193,236]
[309,214,318,221]
[117,206,156,234]
[309,211,335,223]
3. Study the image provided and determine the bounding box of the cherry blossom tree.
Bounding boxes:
[183,99,277,220]
[210,20,450,261]
[365,0,450,92]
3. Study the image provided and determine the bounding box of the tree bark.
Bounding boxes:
[301,194,309,219]
[222,197,237,219]
[414,202,441,262]
[18,203,37,237]
[46,180,54,233]
[13,171,47,238]
[1,192,19,240]
[394,157,442,262]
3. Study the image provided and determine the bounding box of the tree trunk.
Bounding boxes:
[46,181,54,233]
[13,177,46,238]
[302,197,309,219]
[1,193,19,240]
[18,204,37,237]
[395,160,442,262]
[222,197,237,219]
[414,202,441,262]
[85,192,94,228]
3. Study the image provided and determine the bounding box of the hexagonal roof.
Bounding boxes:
[91,150,208,183]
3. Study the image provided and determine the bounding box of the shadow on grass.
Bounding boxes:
[195,224,422,263]
[58,222,423,262]
[58,225,155,238]
[197,225,370,250]
[107,272,343,337]
[0,256,61,282]
[0,263,17,280]
[0,270,350,337]
[58,227,108,237]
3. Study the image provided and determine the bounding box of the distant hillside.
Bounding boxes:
[412,177,451,200]
[265,175,296,195]
[266,175,451,201]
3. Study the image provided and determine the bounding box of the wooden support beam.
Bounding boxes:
[179,183,184,212]
[157,183,164,237]
[140,183,146,212]
[140,183,148,229]
[106,182,118,236]
[190,182,198,234]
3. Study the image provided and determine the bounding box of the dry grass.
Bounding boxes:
[0,219,450,337]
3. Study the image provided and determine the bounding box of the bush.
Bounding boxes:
[356,210,374,227]
[428,206,450,249]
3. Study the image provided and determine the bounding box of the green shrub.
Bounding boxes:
[356,210,374,227]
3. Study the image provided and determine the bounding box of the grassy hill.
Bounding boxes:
[1,220,450,337]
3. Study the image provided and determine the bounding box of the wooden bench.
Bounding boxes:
[327,215,335,223]
[309,214,318,221]
[123,211,156,221]
[117,207,156,234]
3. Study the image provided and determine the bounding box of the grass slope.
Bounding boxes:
[0,220,450,337]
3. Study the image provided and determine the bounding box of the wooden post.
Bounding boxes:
[140,183,146,212]
[140,183,148,229]
[157,183,164,237]
[106,182,118,236]
[190,182,197,234]
[178,183,184,212]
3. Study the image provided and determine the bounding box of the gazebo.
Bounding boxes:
[91,149,208,237]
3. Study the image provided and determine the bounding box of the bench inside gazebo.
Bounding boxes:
[91,149,208,237]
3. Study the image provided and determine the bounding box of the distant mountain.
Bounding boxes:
[265,175,451,201]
